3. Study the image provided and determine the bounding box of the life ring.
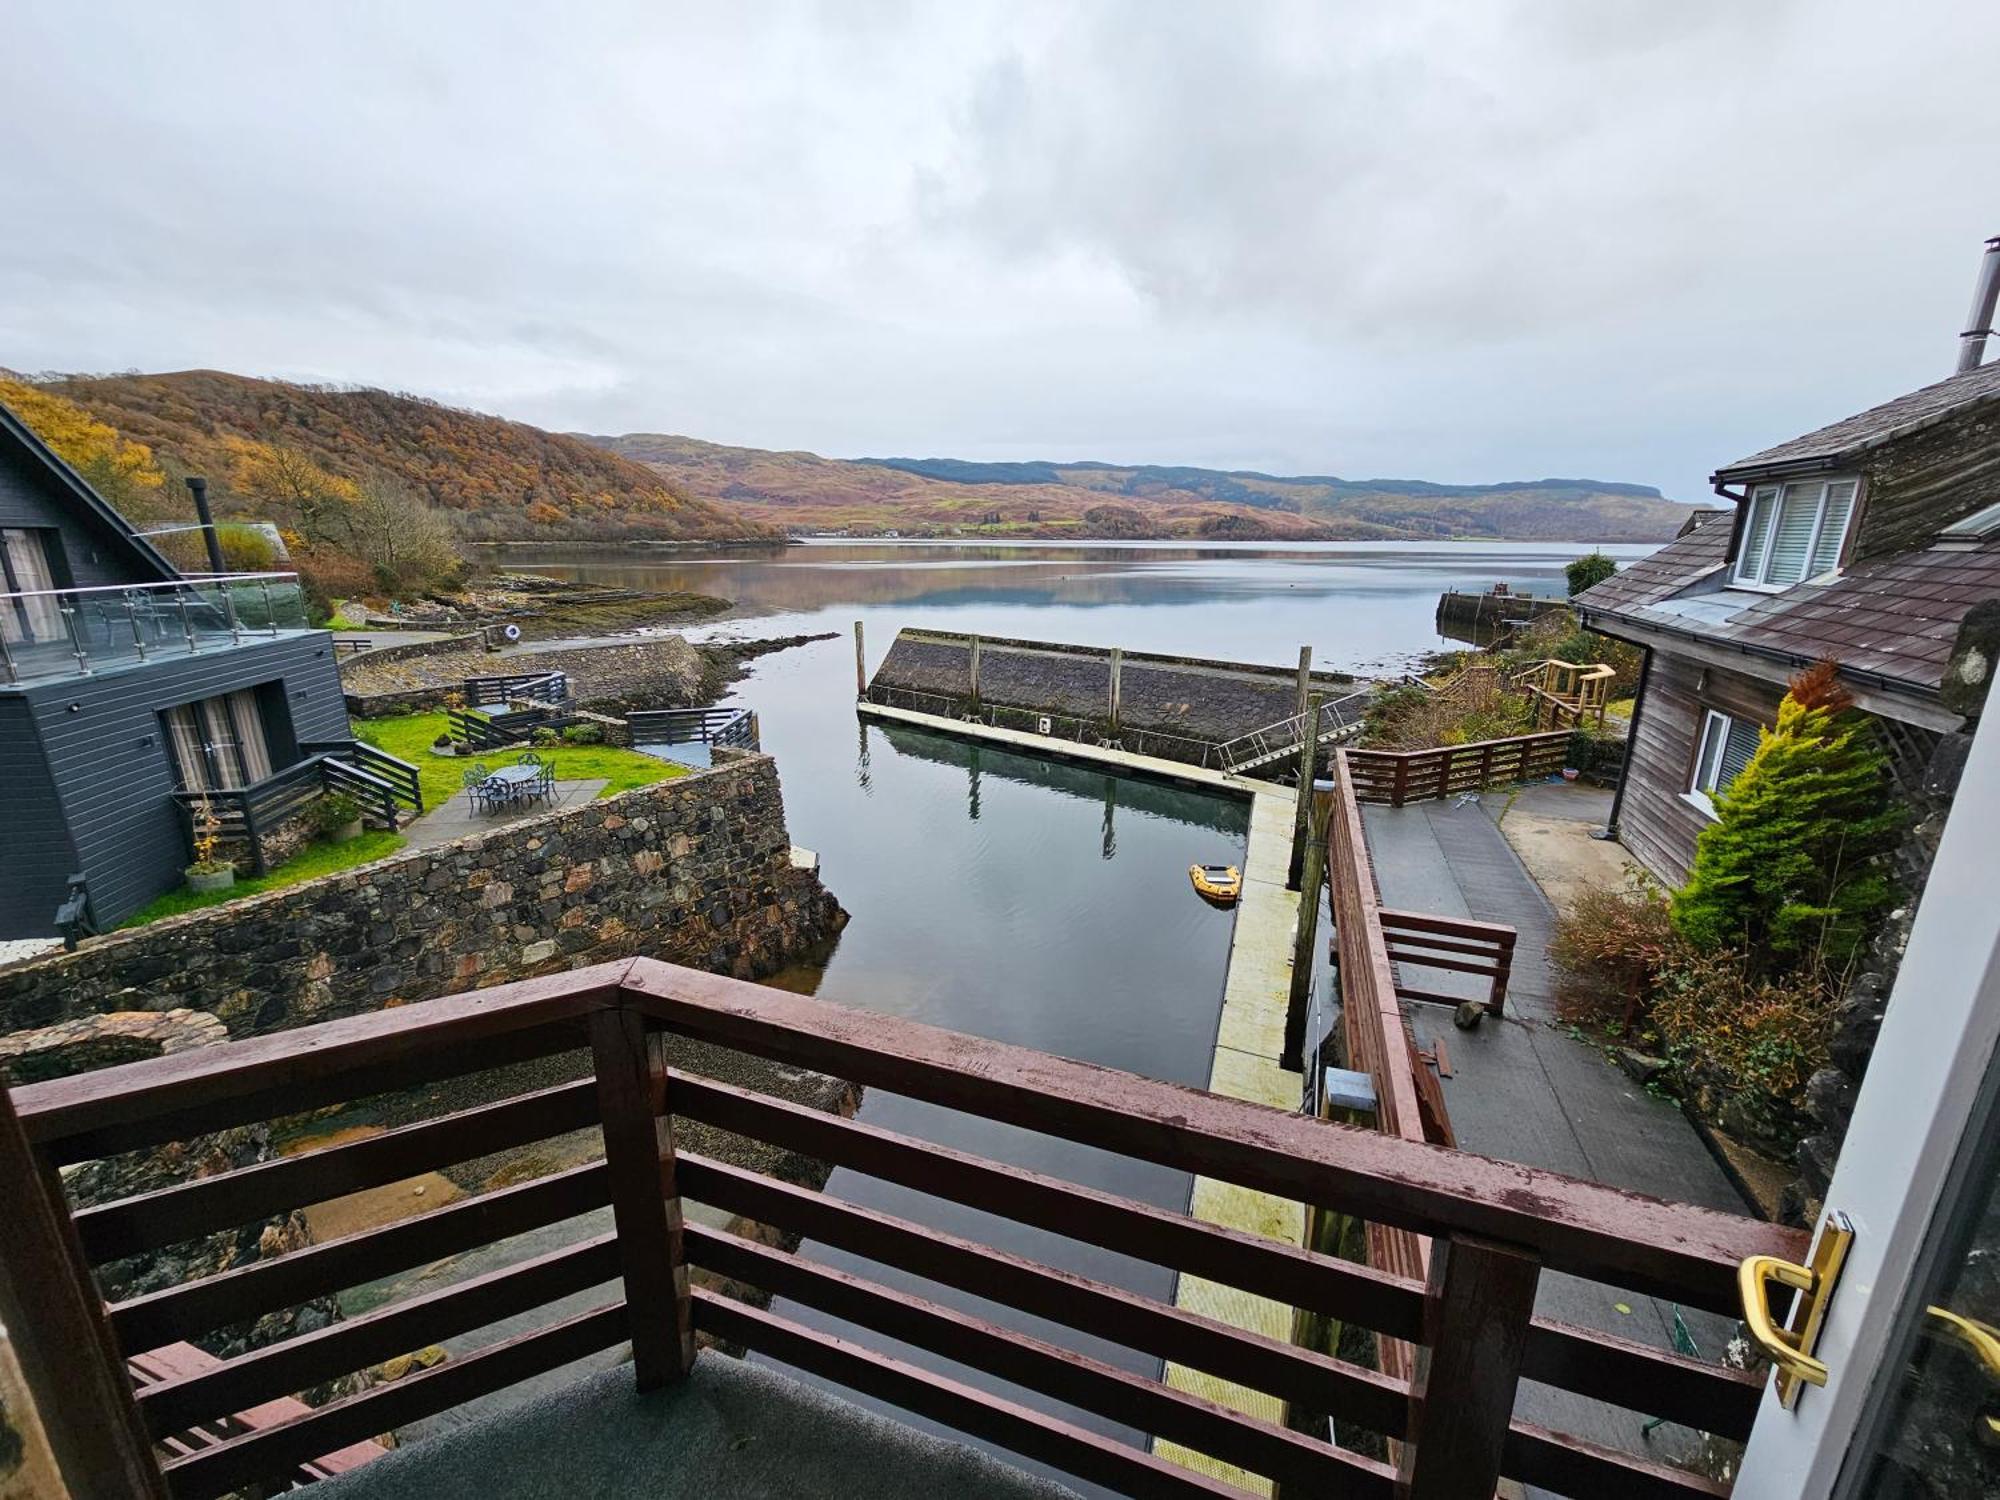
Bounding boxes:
[502,623,522,642]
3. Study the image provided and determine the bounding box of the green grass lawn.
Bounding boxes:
[352,710,683,809]
[121,830,409,928]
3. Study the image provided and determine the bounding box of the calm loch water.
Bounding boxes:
[509,538,1642,1481]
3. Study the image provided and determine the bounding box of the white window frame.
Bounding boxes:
[1733,476,1859,590]
[1684,707,1760,819]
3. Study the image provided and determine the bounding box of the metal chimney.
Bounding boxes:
[184,476,226,574]
[1956,235,2000,374]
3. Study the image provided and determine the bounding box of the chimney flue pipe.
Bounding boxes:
[184,476,226,574]
[1956,235,2000,375]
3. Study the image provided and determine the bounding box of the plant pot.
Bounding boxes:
[1561,768,1581,782]
[186,866,235,894]
[334,819,364,842]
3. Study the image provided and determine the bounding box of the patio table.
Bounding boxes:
[483,763,544,809]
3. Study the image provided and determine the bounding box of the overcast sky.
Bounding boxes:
[3,1,1996,502]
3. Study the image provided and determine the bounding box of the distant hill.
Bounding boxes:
[594,433,1697,542]
[44,371,771,543]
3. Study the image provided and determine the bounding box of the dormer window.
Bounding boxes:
[1733,477,1858,588]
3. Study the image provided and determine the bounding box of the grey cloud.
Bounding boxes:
[0,0,1995,502]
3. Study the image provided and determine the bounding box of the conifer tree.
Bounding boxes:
[1672,661,1901,972]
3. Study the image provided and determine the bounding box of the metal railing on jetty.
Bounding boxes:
[863,683,1228,769]
[7,956,1799,1500]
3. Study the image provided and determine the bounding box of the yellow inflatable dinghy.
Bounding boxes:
[1189,862,1242,905]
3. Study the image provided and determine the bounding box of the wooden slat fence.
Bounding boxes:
[5,957,1799,1500]
[1346,730,1571,806]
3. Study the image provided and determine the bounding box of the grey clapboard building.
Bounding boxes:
[0,400,378,936]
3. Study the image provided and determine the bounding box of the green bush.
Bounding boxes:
[561,722,605,745]
[1672,662,1901,972]
[308,792,363,839]
[1652,948,1839,1111]
[1550,881,1677,1031]
[530,727,561,747]
[1565,552,1617,595]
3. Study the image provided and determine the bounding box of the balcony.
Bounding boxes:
[0,573,313,687]
[1,957,1802,1500]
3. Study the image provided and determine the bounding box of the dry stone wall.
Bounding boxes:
[0,754,843,1038]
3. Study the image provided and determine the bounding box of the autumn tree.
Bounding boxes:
[221,438,359,544]
[0,375,170,518]
[346,475,461,593]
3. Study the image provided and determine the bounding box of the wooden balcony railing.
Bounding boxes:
[3,958,1804,1500]
[1346,730,1572,806]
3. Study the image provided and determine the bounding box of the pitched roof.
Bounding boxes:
[1578,513,2000,695]
[1714,359,2000,481]
[1572,512,1733,614]
[0,400,179,581]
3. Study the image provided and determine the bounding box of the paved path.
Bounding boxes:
[1362,786,1747,1475]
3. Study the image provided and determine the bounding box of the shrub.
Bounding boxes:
[561,722,605,745]
[1566,552,1618,595]
[1550,881,1678,1031]
[1673,661,1901,973]
[307,792,363,839]
[530,727,561,747]
[1651,948,1839,1110]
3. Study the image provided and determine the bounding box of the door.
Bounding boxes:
[162,690,275,790]
[1734,705,2000,1497]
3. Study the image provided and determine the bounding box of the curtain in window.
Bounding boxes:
[228,690,272,783]
[163,703,211,791]
[1,529,64,642]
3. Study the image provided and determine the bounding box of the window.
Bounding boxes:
[162,690,274,791]
[1734,478,1858,587]
[0,527,65,643]
[1687,709,1762,816]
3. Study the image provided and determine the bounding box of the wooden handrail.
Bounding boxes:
[6,957,1799,1500]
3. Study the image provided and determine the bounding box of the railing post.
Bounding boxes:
[1392,755,1409,808]
[177,589,198,653]
[1400,1232,1540,1500]
[589,1006,695,1388]
[0,1080,170,1499]
[125,595,148,659]
[0,625,14,684]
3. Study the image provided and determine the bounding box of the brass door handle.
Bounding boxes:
[1740,1254,1831,1388]
[1927,1305,2000,1375]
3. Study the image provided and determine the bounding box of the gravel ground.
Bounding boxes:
[341,635,708,711]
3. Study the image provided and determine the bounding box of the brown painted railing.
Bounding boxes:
[1346,729,1571,806]
[4,958,1801,1500]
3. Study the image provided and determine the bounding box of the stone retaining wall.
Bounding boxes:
[0,754,843,1038]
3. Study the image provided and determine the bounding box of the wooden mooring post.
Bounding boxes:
[1107,646,1123,734]
[853,620,866,698]
[1282,704,1329,1070]
[1288,689,1320,889]
[968,635,983,709]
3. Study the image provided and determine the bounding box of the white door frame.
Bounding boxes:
[1734,708,2000,1496]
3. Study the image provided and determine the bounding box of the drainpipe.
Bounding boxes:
[1598,644,1653,842]
[185,476,226,574]
[1955,235,2000,375]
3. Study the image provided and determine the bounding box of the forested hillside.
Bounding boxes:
[597,433,1697,542]
[44,371,767,544]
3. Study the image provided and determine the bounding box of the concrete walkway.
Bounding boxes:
[1361,785,1748,1472]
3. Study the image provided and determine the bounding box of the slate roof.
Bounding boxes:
[1577,508,2000,694]
[1715,359,2000,480]
[1572,513,1732,614]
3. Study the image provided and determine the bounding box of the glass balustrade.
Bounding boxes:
[0,575,310,685]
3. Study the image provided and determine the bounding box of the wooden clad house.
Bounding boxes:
[1577,357,2000,885]
[0,401,376,938]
